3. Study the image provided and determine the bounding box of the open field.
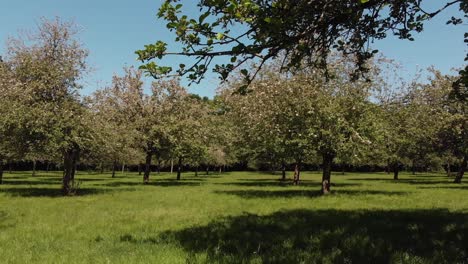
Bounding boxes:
[0,171,467,263]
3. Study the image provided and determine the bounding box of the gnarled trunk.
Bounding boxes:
[454,156,467,184]
[143,152,152,184]
[446,161,451,177]
[321,154,334,194]
[32,160,36,177]
[62,150,74,195]
[111,160,117,178]
[176,157,182,180]
[293,162,301,185]
[393,162,399,180]
[281,161,286,181]
[0,159,3,185]
[157,159,161,174]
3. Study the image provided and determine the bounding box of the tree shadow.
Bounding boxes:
[136,209,468,263]
[0,187,119,197]
[419,185,468,190]
[100,180,204,188]
[214,189,408,199]
[348,178,454,185]
[0,180,60,185]
[219,180,361,188]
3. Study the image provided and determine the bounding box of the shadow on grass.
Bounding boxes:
[0,180,60,185]
[134,209,468,263]
[0,187,120,197]
[419,185,468,190]
[348,178,454,185]
[100,179,204,188]
[214,189,408,199]
[219,180,361,188]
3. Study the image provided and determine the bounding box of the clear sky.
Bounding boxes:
[0,0,466,97]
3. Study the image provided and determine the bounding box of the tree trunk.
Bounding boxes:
[100,163,104,174]
[454,156,467,184]
[111,160,117,178]
[121,164,125,175]
[138,163,142,175]
[0,160,3,185]
[206,166,209,175]
[157,159,161,174]
[293,162,301,185]
[46,161,50,172]
[143,152,152,184]
[412,159,416,175]
[393,163,399,180]
[8,162,12,174]
[62,150,73,195]
[281,161,286,181]
[195,166,198,177]
[32,160,36,177]
[176,157,182,180]
[70,150,78,182]
[446,161,451,177]
[170,159,173,174]
[219,166,222,174]
[321,154,334,194]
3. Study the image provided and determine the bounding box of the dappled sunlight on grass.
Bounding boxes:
[0,170,466,263]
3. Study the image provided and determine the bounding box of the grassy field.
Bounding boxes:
[0,170,467,264]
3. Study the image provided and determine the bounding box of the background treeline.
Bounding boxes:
[0,18,466,195]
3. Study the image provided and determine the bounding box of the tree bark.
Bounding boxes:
[176,157,182,180]
[62,150,73,195]
[454,156,467,184]
[121,164,125,175]
[393,162,399,180]
[446,161,451,177]
[170,159,173,174]
[111,160,117,178]
[0,159,3,185]
[32,160,37,177]
[138,163,142,175]
[157,159,161,174]
[206,166,209,175]
[195,166,198,177]
[219,166,222,174]
[281,161,286,181]
[293,162,301,185]
[143,152,152,184]
[321,154,334,194]
[70,150,78,182]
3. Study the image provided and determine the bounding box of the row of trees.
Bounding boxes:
[0,18,231,194]
[222,59,466,194]
[0,18,466,195]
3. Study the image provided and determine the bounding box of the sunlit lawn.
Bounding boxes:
[0,170,467,263]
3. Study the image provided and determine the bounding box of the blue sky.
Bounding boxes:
[0,0,466,97]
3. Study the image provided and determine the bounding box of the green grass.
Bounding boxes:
[0,170,467,263]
